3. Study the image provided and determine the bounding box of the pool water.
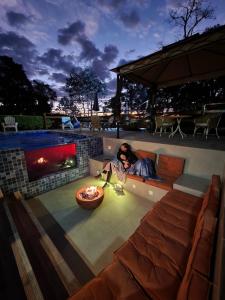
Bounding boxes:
[0,131,86,150]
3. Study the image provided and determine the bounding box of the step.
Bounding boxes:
[0,200,27,299]
[8,194,69,300]
[3,200,44,300]
[13,191,80,296]
[27,196,94,285]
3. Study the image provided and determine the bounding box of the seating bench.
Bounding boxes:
[68,175,222,300]
[89,150,186,202]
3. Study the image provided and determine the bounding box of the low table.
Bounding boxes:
[75,186,104,209]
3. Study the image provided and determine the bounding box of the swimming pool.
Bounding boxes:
[0,131,86,150]
[0,131,103,197]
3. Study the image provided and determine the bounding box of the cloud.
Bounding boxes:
[38,48,75,73]
[91,58,110,80]
[101,44,119,64]
[0,30,37,74]
[119,9,140,28]
[153,32,161,38]
[6,11,32,27]
[96,0,124,12]
[78,37,102,60]
[58,20,85,45]
[117,58,129,66]
[50,72,67,83]
[58,20,102,61]
[125,49,136,56]
[58,19,119,69]
[106,78,117,92]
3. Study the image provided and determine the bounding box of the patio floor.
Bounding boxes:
[80,128,225,151]
[28,176,155,276]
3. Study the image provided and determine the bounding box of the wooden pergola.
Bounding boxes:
[111,25,225,137]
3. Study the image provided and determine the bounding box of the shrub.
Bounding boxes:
[0,115,53,130]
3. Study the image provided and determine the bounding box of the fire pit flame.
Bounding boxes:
[80,186,99,200]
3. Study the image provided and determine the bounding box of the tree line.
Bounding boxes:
[0,56,56,115]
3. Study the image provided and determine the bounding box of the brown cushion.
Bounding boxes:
[157,154,185,178]
[177,270,210,300]
[160,189,202,217]
[148,201,197,234]
[101,261,149,300]
[141,210,192,248]
[145,174,175,191]
[127,174,144,182]
[206,175,221,217]
[115,241,181,300]
[134,150,156,162]
[192,216,217,277]
[68,277,112,300]
[135,222,190,275]
[176,217,204,300]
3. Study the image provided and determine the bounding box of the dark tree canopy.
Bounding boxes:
[169,0,215,38]
[32,80,56,114]
[122,80,149,113]
[0,55,57,115]
[64,67,106,115]
[155,76,225,113]
[57,96,79,115]
[0,56,35,114]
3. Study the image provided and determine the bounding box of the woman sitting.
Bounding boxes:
[101,143,161,184]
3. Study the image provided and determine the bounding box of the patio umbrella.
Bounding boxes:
[92,92,99,111]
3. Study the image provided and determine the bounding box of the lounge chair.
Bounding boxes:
[193,113,222,139]
[61,116,73,130]
[2,116,18,132]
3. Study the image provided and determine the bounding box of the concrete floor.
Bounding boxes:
[29,176,155,275]
[59,126,223,151]
[83,129,225,151]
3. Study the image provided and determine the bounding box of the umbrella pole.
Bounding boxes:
[116,121,120,139]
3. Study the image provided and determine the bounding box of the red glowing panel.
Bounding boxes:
[25,144,77,181]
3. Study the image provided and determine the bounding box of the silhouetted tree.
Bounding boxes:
[57,96,80,115]
[155,76,225,112]
[65,68,106,115]
[32,80,56,114]
[122,80,150,115]
[169,0,215,38]
[0,56,35,114]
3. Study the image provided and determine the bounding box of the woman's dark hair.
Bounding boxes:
[120,143,131,151]
[117,143,137,164]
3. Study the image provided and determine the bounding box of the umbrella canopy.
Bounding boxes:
[92,92,99,111]
[111,25,225,88]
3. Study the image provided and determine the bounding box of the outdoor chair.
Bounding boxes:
[1,116,18,132]
[61,116,73,130]
[193,113,222,139]
[102,116,115,130]
[153,115,175,136]
[90,115,101,131]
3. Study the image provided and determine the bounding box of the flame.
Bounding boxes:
[37,157,47,164]
[85,186,97,196]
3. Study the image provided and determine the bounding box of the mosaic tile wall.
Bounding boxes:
[0,136,103,198]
